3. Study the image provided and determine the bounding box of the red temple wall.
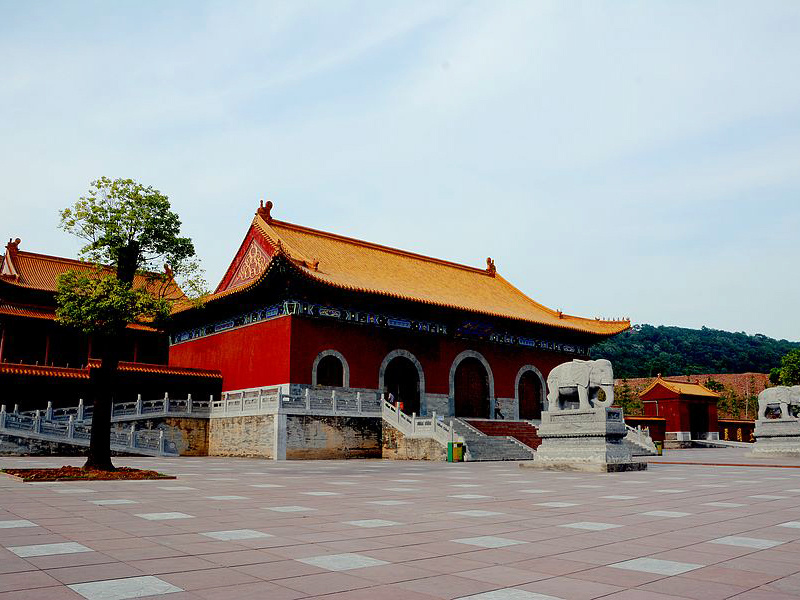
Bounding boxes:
[169,317,291,391]
[288,318,570,397]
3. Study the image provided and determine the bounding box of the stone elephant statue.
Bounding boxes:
[546,359,615,412]
[757,386,800,420]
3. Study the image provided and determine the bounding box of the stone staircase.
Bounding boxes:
[451,419,536,461]
[465,419,543,450]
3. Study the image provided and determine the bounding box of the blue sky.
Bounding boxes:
[1,1,798,340]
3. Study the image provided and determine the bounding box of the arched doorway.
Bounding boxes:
[518,370,542,420]
[384,356,420,415]
[316,354,344,387]
[454,357,490,418]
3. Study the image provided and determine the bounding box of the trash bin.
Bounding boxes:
[654,441,663,456]
[447,442,464,462]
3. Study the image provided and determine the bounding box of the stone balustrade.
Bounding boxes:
[0,404,177,456]
[381,400,462,446]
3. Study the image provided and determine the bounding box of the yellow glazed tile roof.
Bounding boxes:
[193,206,630,336]
[641,376,721,398]
[1,245,185,302]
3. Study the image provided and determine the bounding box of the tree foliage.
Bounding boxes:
[777,349,800,386]
[55,270,171,335]
[60,177,196,278]
[56,177,207,335]
[614,379,642,416]
[592,324,800,379]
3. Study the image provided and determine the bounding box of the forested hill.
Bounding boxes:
[591,324,800,379]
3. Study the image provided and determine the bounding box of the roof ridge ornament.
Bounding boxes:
[486,257,496,277]
[1,238,21,280]
[257,199,274,222]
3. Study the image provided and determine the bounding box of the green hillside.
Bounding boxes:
[591,324,800,379]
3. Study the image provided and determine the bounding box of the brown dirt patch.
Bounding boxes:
[1,466,176,482]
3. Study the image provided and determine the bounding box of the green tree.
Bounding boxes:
[777,349,800,386]
[57,177,205,470]
[703,378,724,393]
[614,379,642,416]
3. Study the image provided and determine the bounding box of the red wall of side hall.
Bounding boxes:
[289,318,571,397]
[169,317,291,392]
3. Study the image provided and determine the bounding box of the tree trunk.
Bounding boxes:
[84,242,138,472]
[84,334,120,471]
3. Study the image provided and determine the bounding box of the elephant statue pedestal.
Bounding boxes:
[521,406,647,472]
[752,386,800,457]
[752,418,800,457]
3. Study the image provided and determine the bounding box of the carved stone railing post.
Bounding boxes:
[159,429,165,454]
[0,405,6,429]
[186,393,193,414]
[67,415,75,439]
[45,401,53,421]
[129,423,136,448]
[163,392,169,413]
[305,388,311,411]
[13,404,19,414]
[357,392,362,414]
[34,410,41,433]
[412,413,416,434]
[332,390,337,414]
[77,399,84,421]
[136,394,143,415]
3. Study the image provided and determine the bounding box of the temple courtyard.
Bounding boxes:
[1,450,800,600]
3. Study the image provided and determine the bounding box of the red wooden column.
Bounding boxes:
[0,325,5,363]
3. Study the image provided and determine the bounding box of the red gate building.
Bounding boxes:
[639,376,720,446]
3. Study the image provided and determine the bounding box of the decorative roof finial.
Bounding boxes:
[164,263,174,279]
[257,199,274,222]
[6,238,20,254]
[485,257,496,277]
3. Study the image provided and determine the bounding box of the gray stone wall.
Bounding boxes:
[495,397,518,420]
[208,415,275,458]
[285,416,381,460]
[381,423,446,461]
[425,393,450,416]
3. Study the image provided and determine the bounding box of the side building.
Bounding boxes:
[169,202,630,430]
[0,238,221,409]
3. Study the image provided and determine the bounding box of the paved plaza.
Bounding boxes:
[2,450,800,600]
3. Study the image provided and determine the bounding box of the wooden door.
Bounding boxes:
[454,358,489,418]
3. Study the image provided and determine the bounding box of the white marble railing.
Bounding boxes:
[381,400,463,446]
[624,424,658,455]
[212,387,382,417]
[0,406,177,456]
[16,395,211,423]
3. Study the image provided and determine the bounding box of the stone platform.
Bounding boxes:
[524,407,646,472]
[753,418,800,457]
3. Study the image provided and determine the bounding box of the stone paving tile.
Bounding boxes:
[67,575,182,599]
[4,450,800,599]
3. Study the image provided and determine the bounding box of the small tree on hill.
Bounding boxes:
[57,177,205,470]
